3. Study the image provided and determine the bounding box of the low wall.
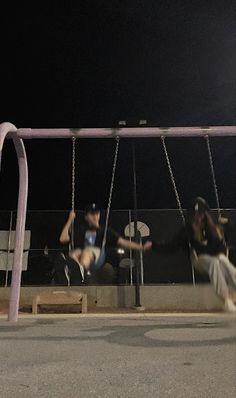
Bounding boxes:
[0,284,224,311]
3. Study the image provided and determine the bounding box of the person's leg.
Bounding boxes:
[66,256,84,285]
[79,249,95,271]
[53,252,69,285]
[70,248,82,264]
[197,255,229,301]
[69,248,85,281]
[197,254,236,312]
[218,254,236,292]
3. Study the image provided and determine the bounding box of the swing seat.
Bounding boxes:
[91,248,106,271]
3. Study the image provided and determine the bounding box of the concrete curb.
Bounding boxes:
[1,312,233,321]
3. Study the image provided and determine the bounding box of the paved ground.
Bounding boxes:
[0,313,235,398]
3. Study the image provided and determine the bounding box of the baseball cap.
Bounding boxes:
[84,203,100,214]
[188,197,210,214]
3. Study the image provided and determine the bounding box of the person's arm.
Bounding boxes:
[151,227,188,254]
[59,210,76,244]
[117,237,151,252]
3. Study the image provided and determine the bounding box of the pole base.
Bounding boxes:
[133,305,146,312]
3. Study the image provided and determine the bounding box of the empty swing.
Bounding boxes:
[161,136,196,285]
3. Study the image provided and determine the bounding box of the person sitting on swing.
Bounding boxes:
[59,203,150,281]
[146,197,236,313]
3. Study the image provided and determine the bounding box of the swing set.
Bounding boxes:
[1,122,236,321]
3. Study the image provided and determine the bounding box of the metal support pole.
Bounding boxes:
[5,211,13,287]
[128,210,133,285]
[140,235,144,285]
[0,123,28,322]
[132,142,141,307]
[8,135,28,321]
[15,126,236,139]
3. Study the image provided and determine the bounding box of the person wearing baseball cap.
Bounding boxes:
[146,197,236,313]
[59,203,150,282]
[84,203,101,214]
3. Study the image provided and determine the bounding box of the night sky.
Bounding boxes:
[0,1,236,211]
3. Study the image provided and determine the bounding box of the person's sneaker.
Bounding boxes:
[64,265,70,286]
[224,298,236,313]
[78,263,85,282]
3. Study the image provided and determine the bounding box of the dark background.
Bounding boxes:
[0,0,236,210]
[0,1,236,285]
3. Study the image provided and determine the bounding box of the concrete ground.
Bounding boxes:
[0,313,235,398]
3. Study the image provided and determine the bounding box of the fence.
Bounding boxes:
[1,209,236,287]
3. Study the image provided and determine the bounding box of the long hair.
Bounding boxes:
[188,210,224,243]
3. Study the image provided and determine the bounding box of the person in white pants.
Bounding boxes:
[195,252,236,311]
[147,197,236,313]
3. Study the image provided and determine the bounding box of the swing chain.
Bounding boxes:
[161,135,195,286]
[71,136,76,211]
[161,136,185,225]
[102,136,120,248]
[205,135,221,219]
[70,136,77,252]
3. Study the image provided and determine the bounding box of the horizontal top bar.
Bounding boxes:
[16,126,236,139]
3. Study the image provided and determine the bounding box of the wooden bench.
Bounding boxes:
[32,290,87,314]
